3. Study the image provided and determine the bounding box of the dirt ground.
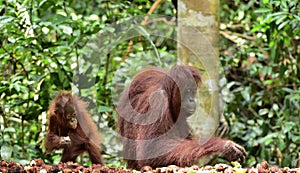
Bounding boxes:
[0,159,299,173]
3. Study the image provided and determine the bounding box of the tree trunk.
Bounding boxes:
[177,0,220,141]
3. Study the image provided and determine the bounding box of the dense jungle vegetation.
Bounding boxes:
[0,0,299,168]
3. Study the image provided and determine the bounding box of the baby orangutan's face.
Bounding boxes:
[65,104,78,129]
[67,113,78,129]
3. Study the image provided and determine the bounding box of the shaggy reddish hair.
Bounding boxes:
[117,65,246,169]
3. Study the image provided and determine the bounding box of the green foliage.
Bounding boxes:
[220,0,299,167]
[0,0,298,168]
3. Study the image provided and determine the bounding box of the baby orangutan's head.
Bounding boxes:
[64,102,78,129]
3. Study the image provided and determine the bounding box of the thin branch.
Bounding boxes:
[122,0,164,62]
[220,30,256,43]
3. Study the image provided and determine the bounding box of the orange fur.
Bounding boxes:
[117,65,246,169]
[45,91,103,164]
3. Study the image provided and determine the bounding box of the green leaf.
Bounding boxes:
[263,80,273,85]
[263,0,269,4]
[268,111,274,118]
[4,127,16,133]
[59,25,73,35]
[278,20,289,30]
[51,14,68,25]
[294,15,300,22]
[0,16,14,27]
[257,133,277,145]
[257,119,264,126]
[241,87,251,101]
[11,76,24,82]
[98,106,113,113]
[0,86,8,93]
[272,103,279,111]
[281,87,294,93]
[254,8,272,13]
[12,83,20,92]
[283,122,295,133]
[271,11,289,17]
[0,144,13,160]
[263,66,272,76]
[291,136,300,143]
[259,108,269,115]
[38,0,54,8]
[247,120,255,125]
[274,15,287,25]
[278,137,285,151]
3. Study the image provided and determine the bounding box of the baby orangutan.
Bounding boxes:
[45,91,103,164]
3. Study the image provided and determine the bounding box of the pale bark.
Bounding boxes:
[177,0,220,140]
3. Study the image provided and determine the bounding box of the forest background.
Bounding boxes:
[0,0,299,168]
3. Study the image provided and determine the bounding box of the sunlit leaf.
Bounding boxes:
[254,8,272,13]
[0,16,14,27]
[263,0,269,4]
[4,127,16,133]
[257,133,277,145]
[0,144,13,160]
[259,108,269,115]
[241,87,251,101]
[278,20,289,30]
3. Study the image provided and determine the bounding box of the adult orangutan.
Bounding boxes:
[117,65,246,169]
[45,91,103,164]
